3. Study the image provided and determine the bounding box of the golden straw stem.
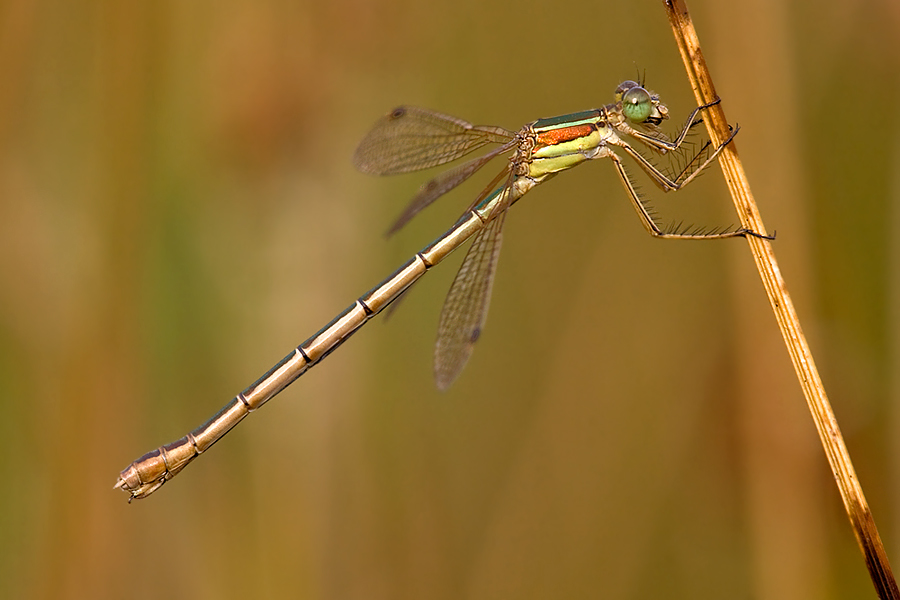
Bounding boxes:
[663,1,898,597]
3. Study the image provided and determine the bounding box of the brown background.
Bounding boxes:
[1,1,899,598]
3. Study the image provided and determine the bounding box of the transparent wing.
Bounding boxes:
[386,140,516,236]
[353,106,514,175]
[434,209,507,391]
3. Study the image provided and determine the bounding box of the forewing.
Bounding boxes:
[353,106,513,175]
[385,140,516,236]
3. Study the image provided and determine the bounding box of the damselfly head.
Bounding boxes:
[615,80,667,126]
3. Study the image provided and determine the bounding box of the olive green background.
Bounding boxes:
[1,1,898,598]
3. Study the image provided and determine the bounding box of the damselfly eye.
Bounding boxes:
[622,87,653,123]
[615,80,640,101]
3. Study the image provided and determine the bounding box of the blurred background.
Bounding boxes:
[1,0,899,598]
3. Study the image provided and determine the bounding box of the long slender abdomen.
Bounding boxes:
[115,208,489,500]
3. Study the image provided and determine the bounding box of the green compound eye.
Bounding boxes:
[622,87,653,122]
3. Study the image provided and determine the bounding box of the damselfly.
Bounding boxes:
[116,80,769,500]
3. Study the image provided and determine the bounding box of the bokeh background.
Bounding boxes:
[1,1,899,598]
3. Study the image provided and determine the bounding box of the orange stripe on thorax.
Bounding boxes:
[535,124,595,146]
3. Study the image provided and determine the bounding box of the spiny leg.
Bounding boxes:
[638,129,718,191]
[625,98,722,153]
[665,137,715,188]
[616,124,739,193]
[607,149,770,241]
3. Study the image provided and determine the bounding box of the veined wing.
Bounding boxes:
[353,106,514,175]
[386,139,517,236]
[434,208,507,391]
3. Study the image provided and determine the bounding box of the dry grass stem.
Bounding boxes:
[663,1,899,597]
